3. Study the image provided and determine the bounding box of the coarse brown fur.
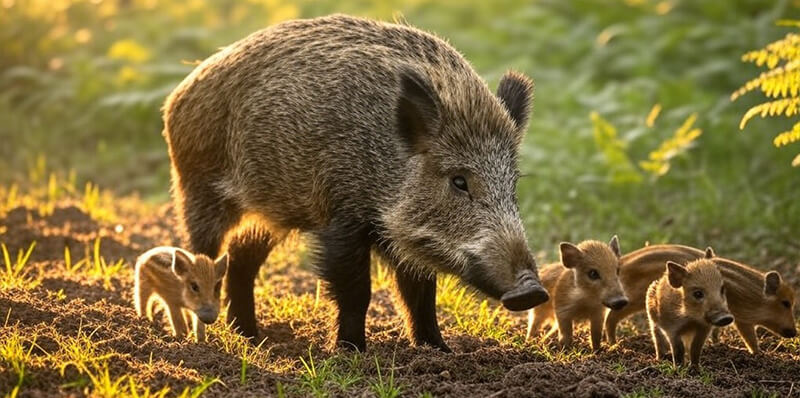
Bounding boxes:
[646,259,733,367]
[605,244,797,353]
[134,247,228,342]
[162,14,546,352]
[526,236,626,351]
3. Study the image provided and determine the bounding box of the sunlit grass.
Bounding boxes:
[369,354,402,398]
[436,275,516,342]
[0,327,39,398]
[84,238,126,290]
[0,241,39,291]
[297,347,364,398]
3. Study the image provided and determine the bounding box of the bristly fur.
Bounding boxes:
[162,14,539,351]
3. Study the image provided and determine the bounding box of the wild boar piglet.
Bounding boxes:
[527,236,627,351]
[646,258,733,367]
[134,246,228,342]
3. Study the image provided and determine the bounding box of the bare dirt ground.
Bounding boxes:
[1,201,799,397]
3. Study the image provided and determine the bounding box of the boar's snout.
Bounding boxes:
[782,328,797,338]
[500,269,549,311]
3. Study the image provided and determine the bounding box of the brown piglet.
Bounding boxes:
[134,247,228,342]
[606,244,796,353]
[646,258,733,367]
[527,236,627,350]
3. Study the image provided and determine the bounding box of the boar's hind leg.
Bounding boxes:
[224,227,274,339]
[315,223,372,352]
[394,269,450,352]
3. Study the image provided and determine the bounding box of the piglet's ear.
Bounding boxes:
[172,249,192,278]
[397,67,440,154]
[559,242,582,269]
[764,271,782,296]
[704,247,715,259]
[609,235,621,258]
[666,261,687,288]
[215,253,229,279]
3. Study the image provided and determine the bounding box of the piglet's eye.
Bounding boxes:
[190,282,199,293]
[588,269,600,280]
[693,290,704,300]
[782,300,792,309]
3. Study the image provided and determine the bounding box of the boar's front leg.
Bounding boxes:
[394,268,450,352]
[316,223,372,352]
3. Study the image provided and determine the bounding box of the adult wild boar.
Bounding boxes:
[162,14,548,352]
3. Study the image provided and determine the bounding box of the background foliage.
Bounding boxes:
[1,0,798,261]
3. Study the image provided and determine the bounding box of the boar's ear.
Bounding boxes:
[397,68,440,154]
[609,235,621,258]
[704,247,715,259]
[559,242,582,269]
[764,271,782,296]
[215,253,229,279]
[666,261,687,288]
[172,249,192,278]
[497,70,534,136]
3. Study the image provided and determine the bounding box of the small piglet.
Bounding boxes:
[527,236,627,351]
[646,258,733,367]
[134,246,228,342]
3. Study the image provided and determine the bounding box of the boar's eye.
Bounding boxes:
[720,286,725,296]
[588,269,600,280]
[693,289,704,300]
[451,176,469,193]
[782,300,792,309]
[190,281,200,293]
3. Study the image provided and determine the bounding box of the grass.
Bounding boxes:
[85,238,126,290]
[0,242,38,291]
[369,355,402,398]
[0,328,38,398]
[623,387,664,398]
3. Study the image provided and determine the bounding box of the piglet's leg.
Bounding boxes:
[166,304,188,339]
[590,311,604,351]
[555,311,574,349]
[667,332,685,367]
[194,314,206,343]
[734,321,760,354]
[689,326,710,367]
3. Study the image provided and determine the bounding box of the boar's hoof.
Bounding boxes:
[501,275,549,311]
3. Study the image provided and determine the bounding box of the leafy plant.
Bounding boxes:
[733,20,800,167]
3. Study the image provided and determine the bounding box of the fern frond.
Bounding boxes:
[739,98,800,129]
[639,113,702,177]
[792,153,800,167]
[731,60,800,100]
[741,33,800,68]
[773,122,800,147]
